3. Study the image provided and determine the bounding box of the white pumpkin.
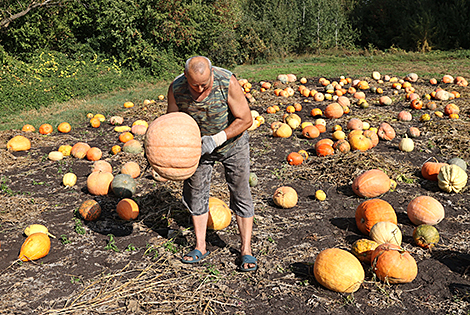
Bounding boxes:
[438,164,468,193]
[369,221,402,246]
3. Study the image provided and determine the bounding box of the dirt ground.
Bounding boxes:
[1,73,470,315]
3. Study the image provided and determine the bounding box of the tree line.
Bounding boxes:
[1,0,469,78]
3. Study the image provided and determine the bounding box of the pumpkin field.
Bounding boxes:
[1,70,470,314]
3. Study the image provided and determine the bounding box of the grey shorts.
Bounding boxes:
[182,132,254,218]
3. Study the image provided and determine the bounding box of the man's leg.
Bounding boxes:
[236,215,255,269]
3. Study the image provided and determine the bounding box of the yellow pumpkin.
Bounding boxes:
[314,248,364,293]
[19,232,51,262]
[351,239,379,264]
[7,135,31,151]
[207,197,232,230]
[58,145,73,156]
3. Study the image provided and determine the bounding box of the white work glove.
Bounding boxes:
[201,131,227,155]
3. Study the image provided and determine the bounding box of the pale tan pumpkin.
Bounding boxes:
[369,221,402,246]
[437,164,467,193]
[273,186,298,208]
[145,112,201,181]
[407,196,444,225]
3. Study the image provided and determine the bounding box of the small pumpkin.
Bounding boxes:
[122,139,143,154]
[316,143,335,157]
[379,96,392,106]
[116,198,139,220]
[39,124,53,135]
[273,186,298,208]
[119,132,134,143]
[249,172,258,187]
[369,221,402,246]
[272,123,292,138]
[22,124,35,132]
[111,174,137,198]
[7,135,31,151]
[78,199,102,221]
[87,171,114,196]
[131,124,148,135]
[110,145,122,155]
[86,147,102,161]
[63,172,77,187]
[355,199,397,235]
[351,239,379,264]
[399,135,414,152]
[89,117,101,128]
[58,145,73,156]
[109,116,124,125]
[397,111,412,121]
[333,139,351,153]
[371,243,417,284]
[207,197,232,230]
[407,195,444,225]
[413,224,439,249]
[121,161,140,178]
[437,164,467,193]
[71,142,91,159]
[123,101,135,108]
[314,248,364,293]
[286,152,303,165]
[19,232,51,262]
[57,122,72,133]
[421,161,448,181]
[352,169,391,198]
[302,125,320,139]
[363,129,379,147]
[408,127,420,138]
[377,122,396,141]
[48,151,64,161]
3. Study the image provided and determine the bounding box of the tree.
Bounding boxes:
[0,0,71,30]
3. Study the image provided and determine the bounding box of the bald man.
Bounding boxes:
[166,56,257,272]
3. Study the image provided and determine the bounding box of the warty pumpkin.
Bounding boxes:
[437,164,467,193]
[352,169,391,198]
[407,195,444,225]
[314,248,364,293]
[144,112,201,181]
[351,239,379,264]
[355,199,397,235]
[19,232,51,262]
[207,197,232,230]
[79,199,102,221]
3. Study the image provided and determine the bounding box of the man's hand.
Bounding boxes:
[201,131,227,155]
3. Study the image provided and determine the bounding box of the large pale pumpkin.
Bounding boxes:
[407,196,444,225]
[355,199,397,235]
[314,248,364,293]
[352,169,391,198]
[371,243,417,284]
[437,164,467,193]
[19,232,51,262]
[207,197,232,230]
[145,112,201,181]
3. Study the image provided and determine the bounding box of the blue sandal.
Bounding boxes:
[181,249,210,264]
[239,255,257,272]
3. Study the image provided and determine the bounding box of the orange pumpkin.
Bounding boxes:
[407,195,445,225]
[86,147,102,161]
[89,117,101,128]
[355,199,397,235]
[110,145,122,155]
[377,122,395,141]
[87,171,114,195]
[145,112,201,181]
[337,96,350,108]
[207,197,232,230]
[315,138,334,150]
[71,142,91,159]
[324,103,343,119]
[22,124,35,132]
[346,118,363,130]
[19,232,51,262]
[352,169,391,198]
[315,124,326,133]
[349,134,371,151]
[286,152,303,165]
[78,199,102,221]
[316,143,335,157]
[314,248,364,293]
[39,124,53,135]
[119,132,134,143]
[310,108,323,117]
[123,101,135,108]
[273,186,298,208]
[57,122,72,133]
[444,103,460,116]
[116,198,139,220]
[371,243,417,284]
[272,123,292,138]
[421,161,448,181]
[410,99,423,110]
[92,160,113,173]
[363,129,379,147]
[302,125,320,139]
[121,161,140,178]
[442,75,454,84]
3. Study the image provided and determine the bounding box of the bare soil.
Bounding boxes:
[1,74,470,315]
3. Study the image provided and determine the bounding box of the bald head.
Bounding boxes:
[185,56,212,75]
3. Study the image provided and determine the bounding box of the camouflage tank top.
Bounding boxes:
[172,66,241,155]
